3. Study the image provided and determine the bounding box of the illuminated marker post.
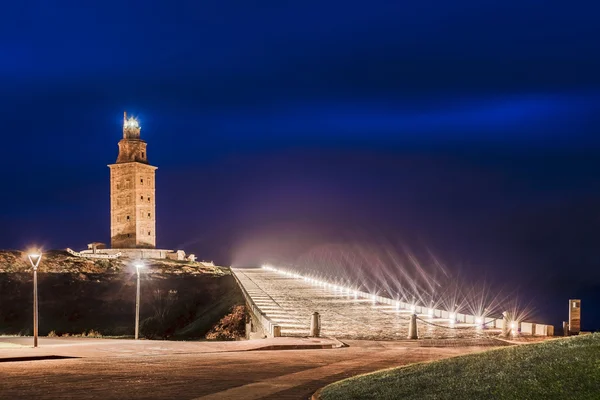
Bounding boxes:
[135,262,144,340]
[501,311,511,337]
[27,252,42,348]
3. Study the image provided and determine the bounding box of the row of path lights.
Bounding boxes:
[264,265,509,339]
[25,250,146,347]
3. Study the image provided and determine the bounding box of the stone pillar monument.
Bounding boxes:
[568,299,581,335]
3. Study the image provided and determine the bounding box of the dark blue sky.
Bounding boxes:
[1,1,599,329]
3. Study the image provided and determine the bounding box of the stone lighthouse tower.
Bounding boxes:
[108,112,157,248]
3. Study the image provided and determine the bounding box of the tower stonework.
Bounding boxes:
[108,112,157,249]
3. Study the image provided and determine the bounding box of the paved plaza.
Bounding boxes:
[233,268,500,340]
[0,268,536,399]
[0,337,492,399]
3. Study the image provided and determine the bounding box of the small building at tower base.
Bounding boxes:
[67,246,198,262]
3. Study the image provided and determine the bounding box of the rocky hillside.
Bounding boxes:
[0,249,224,274]
[0,250,244,339]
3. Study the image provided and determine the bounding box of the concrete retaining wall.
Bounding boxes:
[231,269,281,338]
[521,322,534,334]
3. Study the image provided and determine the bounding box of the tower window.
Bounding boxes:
[147,213,151,219]
[140,195,143,200]
[127,234,131,238]
[147,197,151,202]
[141,152,145,158]
[148,231,151,236]
[140,178,144,185]
[126,215,130,221]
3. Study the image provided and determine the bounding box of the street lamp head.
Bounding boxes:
[135,262,145,272]
[27,251,43,270]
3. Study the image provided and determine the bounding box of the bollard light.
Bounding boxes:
[310,312,321,337]
[408,313,418,340]
[449,313,456,323]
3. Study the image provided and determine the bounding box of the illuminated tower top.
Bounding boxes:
[116,111,148,164]
[123,111,141,139]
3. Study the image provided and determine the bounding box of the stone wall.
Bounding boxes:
[82,248,171,260]
[108,162,157,248]
[67,248,121,259]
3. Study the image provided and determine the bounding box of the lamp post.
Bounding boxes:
[135,262,144,340]
[27,252,42,348]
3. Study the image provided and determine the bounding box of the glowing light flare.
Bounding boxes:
[27,250,43,270]
[260,265,512,332]
[124,117,140,129]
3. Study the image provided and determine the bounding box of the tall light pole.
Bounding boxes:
[135,262,144,340]
[27,252,42,348]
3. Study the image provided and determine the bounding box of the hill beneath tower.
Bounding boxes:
[0,250,244,339]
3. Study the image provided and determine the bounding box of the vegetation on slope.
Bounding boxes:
[0,250,244,339]
[0,249,223,274]
[205,305,246,340]
[320,334,600,400]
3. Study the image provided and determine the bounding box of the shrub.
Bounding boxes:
[86,329,102,338]
[205,305,245,340]
[140,316,164,339]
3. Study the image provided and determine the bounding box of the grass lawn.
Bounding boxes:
[320,334,600,400]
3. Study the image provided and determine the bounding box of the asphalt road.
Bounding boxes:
[0,338,490,399]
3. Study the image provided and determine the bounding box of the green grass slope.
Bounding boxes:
[321,334,600,400]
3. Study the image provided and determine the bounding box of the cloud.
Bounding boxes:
[197,93,596,144]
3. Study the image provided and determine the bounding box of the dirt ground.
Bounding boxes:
[0,337,493,400]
